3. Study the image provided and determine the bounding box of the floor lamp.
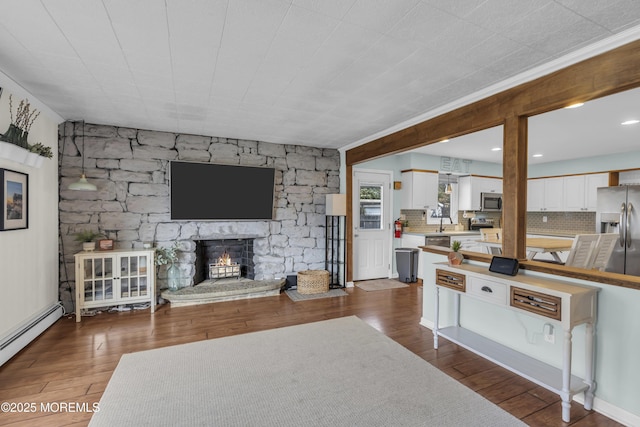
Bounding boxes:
[325,194,346,288]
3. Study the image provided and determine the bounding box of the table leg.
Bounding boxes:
[433,286,440,349]
[584,321,596,410]
[561,328,573,422]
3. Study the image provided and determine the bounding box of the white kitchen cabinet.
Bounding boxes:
[527,177,564,211]
[527,179,545,211]
[563,175,586,211]
[401,234,425,249]
[74,249,155,322]
[585,173,609,210]
[401,171,438,210]
[529,173,608,212]
[458,175,502,211]
[563,173,608,211]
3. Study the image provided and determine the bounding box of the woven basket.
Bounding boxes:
[297,270,330,294]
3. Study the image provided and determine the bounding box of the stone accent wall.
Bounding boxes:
[58,121,340,311]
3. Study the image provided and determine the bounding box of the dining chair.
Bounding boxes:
[564,234,600,269]
[589,233,618,271]
[480,228,502,254]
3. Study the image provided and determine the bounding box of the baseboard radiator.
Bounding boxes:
[0,303,63,367]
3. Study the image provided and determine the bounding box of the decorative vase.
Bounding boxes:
[0,124,22,145]
[17,130,28,148]
[448,252,463,266]
[167,263,180,291]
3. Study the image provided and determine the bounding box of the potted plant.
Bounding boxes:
[448,240,464,266]
[75,230,103,251]
[155,243,180,291]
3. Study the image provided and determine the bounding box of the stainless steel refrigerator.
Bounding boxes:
[596,185,640,276]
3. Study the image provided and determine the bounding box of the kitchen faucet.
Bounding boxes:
[439,215,453,233]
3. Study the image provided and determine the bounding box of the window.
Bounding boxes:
[359,185,382,229]
[427,175,458,225]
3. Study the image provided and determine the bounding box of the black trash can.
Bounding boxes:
[396,248,419,283]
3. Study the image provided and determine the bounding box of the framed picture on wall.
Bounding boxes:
[1,168,28,231]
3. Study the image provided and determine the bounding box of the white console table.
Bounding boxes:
[433,262,599,422]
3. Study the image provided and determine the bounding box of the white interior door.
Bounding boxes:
[352,170,392,281]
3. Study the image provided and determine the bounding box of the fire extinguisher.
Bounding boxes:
[394,220,403,238]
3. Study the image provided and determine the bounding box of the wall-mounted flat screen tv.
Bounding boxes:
[170,161,276,220]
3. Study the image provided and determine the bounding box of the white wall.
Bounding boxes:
[421,253,640,425]
[0,81,61,342]
[529,151,640,178]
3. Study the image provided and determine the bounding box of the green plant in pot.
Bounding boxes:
[448,240,464,265]
[75,230,102,252]
[155,243,181,291]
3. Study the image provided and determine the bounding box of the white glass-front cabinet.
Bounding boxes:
[74,249,155,322]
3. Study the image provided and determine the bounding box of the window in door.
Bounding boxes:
[359,185,382,229]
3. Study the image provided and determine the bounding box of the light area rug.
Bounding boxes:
[90,316,525,427]
[285,288,347,301]
[356,278,410,291]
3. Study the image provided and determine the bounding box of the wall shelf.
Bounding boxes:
[0,141,45,168]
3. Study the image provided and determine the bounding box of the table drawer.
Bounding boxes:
[510,286,562,320]
[436,269,466,292]
[468,277,508,306]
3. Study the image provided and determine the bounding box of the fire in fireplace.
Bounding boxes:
[209,250,241,279]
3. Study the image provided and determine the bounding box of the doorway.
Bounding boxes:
[352,169,392,281]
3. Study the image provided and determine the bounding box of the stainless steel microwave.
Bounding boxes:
[480,192,502,211]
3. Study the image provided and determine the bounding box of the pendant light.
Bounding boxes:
[445,173,453,194]
[68,120,97,191]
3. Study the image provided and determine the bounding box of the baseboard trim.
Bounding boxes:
[0,303,63,367]
[573,393,639,427]
[419,317,434,330]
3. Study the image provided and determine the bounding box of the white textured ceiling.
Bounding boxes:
[0,0,640,151]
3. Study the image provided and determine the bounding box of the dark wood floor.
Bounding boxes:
[0,283,622,426]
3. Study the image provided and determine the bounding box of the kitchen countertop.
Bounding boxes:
[405,229,583,238]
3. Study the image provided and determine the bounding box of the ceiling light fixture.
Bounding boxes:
[441,139,450,143]
[445,173,453,194]
[532,154,543,158]
[68,120,97,191]
[564,102,584,109]
[621,119,639,125]
[491,147,501,151]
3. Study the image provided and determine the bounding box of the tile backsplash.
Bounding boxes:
[401,209,595,235]
[400,210,501,233]
[526,211,595,235]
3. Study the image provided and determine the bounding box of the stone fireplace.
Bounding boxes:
[194,238,255,285]
[57,121,340,312]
